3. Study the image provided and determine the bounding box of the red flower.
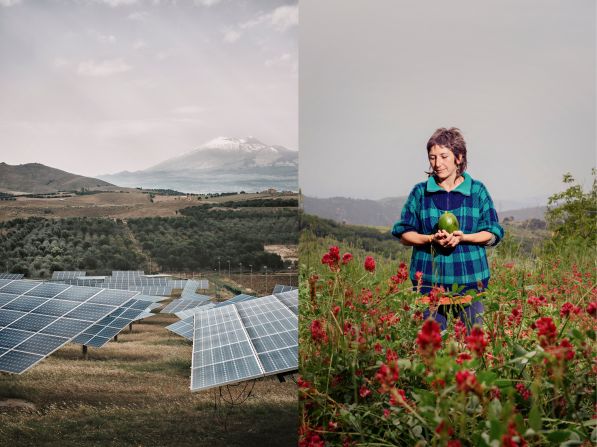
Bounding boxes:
[532,317,557,347]
[416,319,442,358]
[455,370,478,393]
[310,319,328,343]
[341,252,353,264]
[447,441,462,447]
[515,383,530,400]
[364,256,376,272]
[359,384,371,398]
[456,352,472,365]
[502,421,527,446]
[297,376,312,389]
[375,361,400,393]
[560,302,581,317]
[414,270,423,285]
[587,301,597,317]
[465,326,488,357]
[321,246,341,271]
[454,319,467,342]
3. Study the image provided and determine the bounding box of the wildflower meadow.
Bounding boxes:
[298,174,596,446]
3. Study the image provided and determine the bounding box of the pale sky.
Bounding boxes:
[299,0,596,207]
[0,0,297,176]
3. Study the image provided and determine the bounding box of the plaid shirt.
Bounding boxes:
[392,173,504,289]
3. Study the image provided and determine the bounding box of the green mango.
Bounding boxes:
[438,211,459,233]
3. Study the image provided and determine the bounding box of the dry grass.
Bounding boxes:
[0,313,297,446]
[0,192,298,222]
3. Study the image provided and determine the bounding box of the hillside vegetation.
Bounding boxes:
[0,198,298,277]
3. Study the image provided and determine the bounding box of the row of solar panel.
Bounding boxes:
[0,280,158,373]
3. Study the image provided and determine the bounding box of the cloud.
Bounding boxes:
[127,11,149,21]
[239,4,298,33]
[223,29,241,43]
[132,39,147,50]
[171,105,205,115]
[53,57,70,68]
[96,0,139,6]
[0,0,21,6]
[270,5,298,31]
[77,58,132,76]
[265,53,291,68]
[193,0,221,6]
[98,34,116,44]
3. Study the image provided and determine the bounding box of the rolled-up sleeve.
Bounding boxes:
[476,185,504,246]
[392,186,421,239]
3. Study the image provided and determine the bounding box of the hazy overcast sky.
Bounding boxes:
[300,0,596,206]
[0,0,297,176]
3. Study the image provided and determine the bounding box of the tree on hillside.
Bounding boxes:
[545,169,596,246]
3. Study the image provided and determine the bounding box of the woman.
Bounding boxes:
[392,127,504,330]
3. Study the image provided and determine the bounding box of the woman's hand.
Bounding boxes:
[434,230,465,248]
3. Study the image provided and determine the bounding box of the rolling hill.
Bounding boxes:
[0,162,117,194]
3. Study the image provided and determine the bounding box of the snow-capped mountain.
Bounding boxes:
[98,137,298,194]
[147,137,298,172]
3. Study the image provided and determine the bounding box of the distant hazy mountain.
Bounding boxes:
[0,162,115,194]
[303,195,546,227]
[99,137,298,193]
[303,196,407,227]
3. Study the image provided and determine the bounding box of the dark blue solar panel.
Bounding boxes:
[32,300,79,317]
[53,286,101,302]
[64,303,112,321]
[0,310,26,327]
[40,318,93,338]
[15,333,68,355]
[0,350,44,373]
[7,314,56,332]
[24,283,70,298]
[0,281,42,295]
[0,293,18,307]
[3,296,49,312]
[0,329,32,349]
[88,289,137,305]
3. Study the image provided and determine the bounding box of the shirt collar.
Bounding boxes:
[426,172,472,196]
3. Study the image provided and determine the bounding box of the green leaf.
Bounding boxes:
[489,419,503,441]
[545,430,573,443]
[477,371,498,386]
[529,401,542,432]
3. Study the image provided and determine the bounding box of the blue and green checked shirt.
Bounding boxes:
[392,173,504,290]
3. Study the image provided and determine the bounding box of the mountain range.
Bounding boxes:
[302,195,547,227]
[98,137,298,193]
[0,162,116,194]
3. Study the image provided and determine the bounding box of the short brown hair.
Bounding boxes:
[426,127,467,175]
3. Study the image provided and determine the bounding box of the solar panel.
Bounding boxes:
[191,305,263,391]
[167,280,187,289]
[175,303,215,319]
[0,280,139,374]
[165,316,194,340]
[125,285,173,296]
[190,294,298,392]
[62,277,106,287]
[73,296,154,347]
[161,298,209,314]
[272,284,297,294]
[235,295,297,374]
[0,273,24,280]
[112,270,144,278]
[274,289,298,315]
[214,294,256,307]
[51,271,87,281]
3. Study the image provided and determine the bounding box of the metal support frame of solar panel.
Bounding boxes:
[191,305,264,392]
[235,295,297,375]
[273,289,298,315]
[51,271,87,281]
[0,273,25,280]
[73,295,155,348]
[0,280,140,374]
[272,284,297,294]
